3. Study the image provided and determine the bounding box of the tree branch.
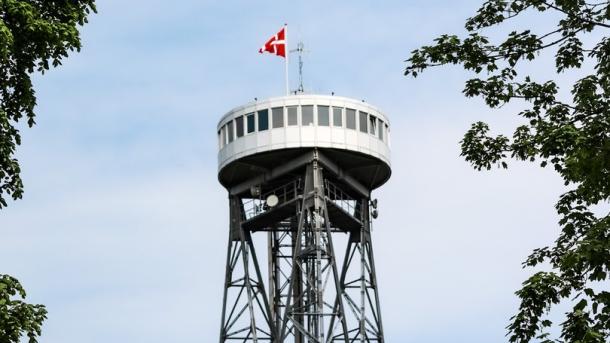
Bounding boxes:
[543,0,610,28]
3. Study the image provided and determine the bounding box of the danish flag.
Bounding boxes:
[259,26,286,58]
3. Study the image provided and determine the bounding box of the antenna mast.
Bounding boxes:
[290,42,305,93]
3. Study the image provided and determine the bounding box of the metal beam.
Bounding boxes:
[316,151,370,198]
[229,150,371,199]
[229,151,315,196]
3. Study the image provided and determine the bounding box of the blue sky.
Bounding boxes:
[0,1,593,342]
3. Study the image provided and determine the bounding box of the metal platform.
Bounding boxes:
[242,195,362,233]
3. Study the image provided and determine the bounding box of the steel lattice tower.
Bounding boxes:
[216,95,391,342]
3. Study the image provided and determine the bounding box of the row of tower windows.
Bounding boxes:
[218,105,389,149]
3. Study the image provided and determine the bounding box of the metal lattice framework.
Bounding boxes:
[219,150,384,342]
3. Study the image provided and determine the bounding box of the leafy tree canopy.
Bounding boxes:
[1,1,95,342]
[0,0,96,208]
[406,1,609,342]
[0,275,47,343]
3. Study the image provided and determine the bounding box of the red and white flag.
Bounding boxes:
[259,26,286,58]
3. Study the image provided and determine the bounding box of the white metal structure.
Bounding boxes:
[217,94,391,174]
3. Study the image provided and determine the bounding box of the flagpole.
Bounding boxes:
[284,24,289,95]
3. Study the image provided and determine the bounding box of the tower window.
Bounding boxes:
[385,124,390,143]
[302,105,314,126]
[227,120,234,142]
[332,107,343,127]
[359,111,368,133]
[235,116,244,137]
[369,115,377,135]
[258,109,269,131]
[272,107,284,128]
[287,106,298,126]
[246,113,255,133]
[318,106,329,126]
[346,109,356,129]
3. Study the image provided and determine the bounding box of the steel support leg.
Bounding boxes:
[219,196,276,342]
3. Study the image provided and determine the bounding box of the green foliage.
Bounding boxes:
[0,0,96,208]
[0,1,96,342]
[0,275,47,343]
[405,0,610,341]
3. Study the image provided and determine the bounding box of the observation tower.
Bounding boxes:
[217,94,391,342]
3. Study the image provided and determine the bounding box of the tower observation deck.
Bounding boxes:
[217,94,391,342]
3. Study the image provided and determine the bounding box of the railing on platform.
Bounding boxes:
[242,179,301,220]
[324,180,362,218]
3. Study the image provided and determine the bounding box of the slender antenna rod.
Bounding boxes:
[290,42,306,93]
[284,24,289,95]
